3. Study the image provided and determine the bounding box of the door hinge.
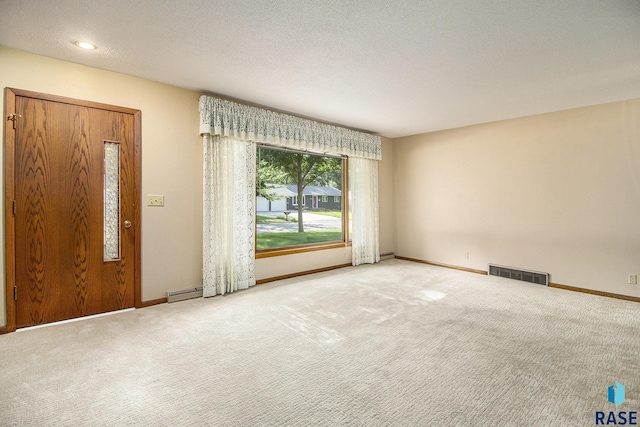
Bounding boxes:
[7,114,21,130]
[14,285,17,301]
[13,200,16,215]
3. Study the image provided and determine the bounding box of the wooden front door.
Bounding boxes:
[5,89,141,330]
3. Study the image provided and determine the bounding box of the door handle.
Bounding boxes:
[124,220,132,229]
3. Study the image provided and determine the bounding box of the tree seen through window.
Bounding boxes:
[256,146,344,250]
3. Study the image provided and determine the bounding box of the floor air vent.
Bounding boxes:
[167,287,203,303]
[488,264,549,286]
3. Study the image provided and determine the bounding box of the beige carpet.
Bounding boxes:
[1,259,638,426]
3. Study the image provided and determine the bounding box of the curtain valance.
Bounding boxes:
[199,95,382,161]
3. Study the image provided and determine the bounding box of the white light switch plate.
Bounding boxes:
[147,195,164,206]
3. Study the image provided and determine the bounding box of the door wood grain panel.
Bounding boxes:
[12,93,138,328]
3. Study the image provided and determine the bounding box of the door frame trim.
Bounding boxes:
[3,88,142,333]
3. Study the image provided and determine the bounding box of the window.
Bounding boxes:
[334,196,340,203]
[256,145,346,253]
[103,141,120,261]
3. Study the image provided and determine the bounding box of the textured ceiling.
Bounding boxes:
[1,0,639,138]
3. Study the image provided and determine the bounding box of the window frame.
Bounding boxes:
[255,145,350,258]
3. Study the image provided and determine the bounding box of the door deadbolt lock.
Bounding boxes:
[124,220,132,228]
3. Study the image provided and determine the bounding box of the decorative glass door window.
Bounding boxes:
[103,141,120,261]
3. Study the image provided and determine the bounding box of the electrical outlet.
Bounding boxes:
[629,274,638,285]
[147,195,164,207]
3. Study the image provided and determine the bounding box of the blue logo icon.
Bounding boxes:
[608,382,626,407]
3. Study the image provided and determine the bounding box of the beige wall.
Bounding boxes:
[0,48,397,327]
[3,47,636,326]
[378,137,396,255]
[394,99,640,297]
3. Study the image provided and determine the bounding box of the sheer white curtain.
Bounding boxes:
[200,95,382,294]
[350,157,380,266]
[202,134,256,296]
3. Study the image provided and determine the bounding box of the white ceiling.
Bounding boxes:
[1,0,639,138]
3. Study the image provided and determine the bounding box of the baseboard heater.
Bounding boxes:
[167,287,203,303]
[488,264,550,286]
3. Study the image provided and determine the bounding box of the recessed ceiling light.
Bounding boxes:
[75,41,96,50]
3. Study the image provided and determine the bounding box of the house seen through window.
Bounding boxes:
[256,146,345,251]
